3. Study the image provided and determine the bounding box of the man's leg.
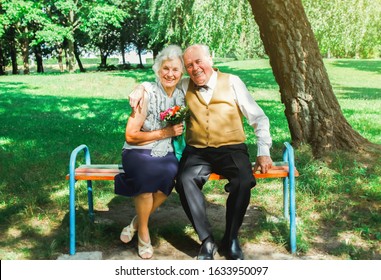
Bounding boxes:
[175,147,213,241]
[175,147,218,260]
[213,144,256,259]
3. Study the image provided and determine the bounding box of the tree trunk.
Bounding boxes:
[57,45,64,72]
[0,45,5,75]
[100,51,108,68]
[137,48,144,69]
[20,27,30,75]
[10,42,18,75]
[8,27,18,74]
[67,39,76,72]
[33,45,44,73]
[74,42,85,72]
[248,0,371,156]
[67,9,76,73]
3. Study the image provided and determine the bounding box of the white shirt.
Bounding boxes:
[143,71,272,156]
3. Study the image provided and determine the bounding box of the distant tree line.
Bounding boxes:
[0,0,380,75]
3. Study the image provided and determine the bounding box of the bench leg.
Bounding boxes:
[87,180,94,222]
[283,176,289,219]
[283,142,297,254]
[69,176,76,255]
[68,144,91,255]
[289,171,297,254]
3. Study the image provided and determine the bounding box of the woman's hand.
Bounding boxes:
[164,123,184,138]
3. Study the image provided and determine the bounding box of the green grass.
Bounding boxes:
[0,59,380,259]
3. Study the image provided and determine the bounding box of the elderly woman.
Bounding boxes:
[116,45,185,259]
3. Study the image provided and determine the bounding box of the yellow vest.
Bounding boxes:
[185,71,246,148]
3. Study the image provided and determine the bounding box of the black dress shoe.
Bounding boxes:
[197,239,217,260]
[220,238,244,260]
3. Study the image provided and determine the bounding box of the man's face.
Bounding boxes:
[183,46,214,86]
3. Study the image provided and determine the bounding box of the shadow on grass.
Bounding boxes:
[296,148,381,259]
[0,81,130,258]
[335,86,381,100]
[51,190,291,260]
[330,59,381,74]
[311,195,381,259]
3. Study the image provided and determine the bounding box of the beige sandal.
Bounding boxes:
[120,216,137,243]
[138,235,153,259]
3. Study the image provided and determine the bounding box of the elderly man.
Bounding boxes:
[129,44,273,260]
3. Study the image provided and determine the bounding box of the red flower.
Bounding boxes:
[160,105,189,125]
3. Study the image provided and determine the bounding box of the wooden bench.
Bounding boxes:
[66,142,299,256]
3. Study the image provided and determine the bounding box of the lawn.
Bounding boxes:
[0,59,380,259]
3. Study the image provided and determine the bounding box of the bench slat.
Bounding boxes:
[66,162,299,181]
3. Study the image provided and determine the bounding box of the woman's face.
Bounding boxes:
[159,58,183,92]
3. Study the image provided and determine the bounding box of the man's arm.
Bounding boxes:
[128,79,189,111]
[231,75,273,173]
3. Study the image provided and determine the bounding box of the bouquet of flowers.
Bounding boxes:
[160,105,189,125]
[160,105,189,161]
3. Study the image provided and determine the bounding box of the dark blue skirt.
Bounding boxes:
[114,149,178,197]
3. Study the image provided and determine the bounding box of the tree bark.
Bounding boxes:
[33,45,44,73]
[137,48,144,69]
[57,46,64,72]
[65,9,77,73]
[20,28,30,75]
[67,39,76,72]
[0,45,5,75]
[10,42,18,74]
[248,0,371,156]
[100,51,108,68]
[74,41,85,72]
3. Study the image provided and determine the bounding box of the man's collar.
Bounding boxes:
[207,70,218,90]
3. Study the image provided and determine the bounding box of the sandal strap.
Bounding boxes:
[120,216,137,243]
[138,236,153,258]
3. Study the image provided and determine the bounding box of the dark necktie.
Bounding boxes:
[195,84,209,91]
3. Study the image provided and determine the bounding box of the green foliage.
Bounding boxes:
[1,0,380,75]
[148,0,264,58]
[303,0,381,58]
[83,2,129,57]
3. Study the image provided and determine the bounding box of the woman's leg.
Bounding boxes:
[151,191,168,213]
[134,191,169,258]
[134,193,154,258]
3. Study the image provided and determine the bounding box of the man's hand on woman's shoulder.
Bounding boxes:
[129,85,146,111]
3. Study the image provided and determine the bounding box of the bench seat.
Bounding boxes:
[66,162,298,181]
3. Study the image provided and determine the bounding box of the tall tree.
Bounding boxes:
[123,0,150,68]
[83,1,128,68]
[46,0,90,72]
[0,3,8,75]
[248,0,372,155]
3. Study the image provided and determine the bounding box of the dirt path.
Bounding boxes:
[91,198,339,260]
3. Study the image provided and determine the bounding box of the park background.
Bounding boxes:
[0,0,380,260]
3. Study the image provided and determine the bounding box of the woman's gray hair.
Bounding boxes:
[152,45,184,79]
